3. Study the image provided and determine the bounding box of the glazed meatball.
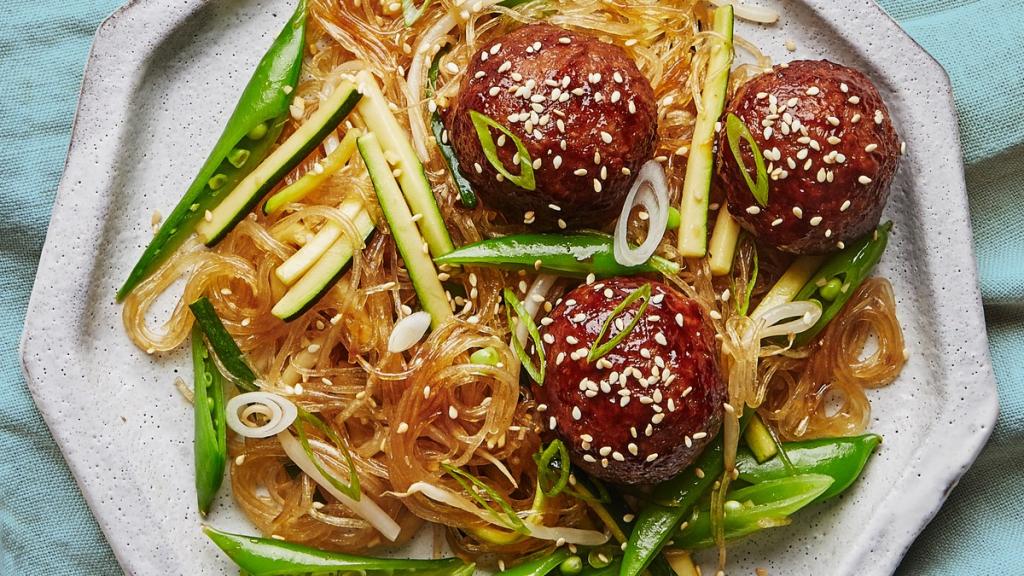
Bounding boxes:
[533,278,724,485]
[717,60,901,254]
[447,24,658,230]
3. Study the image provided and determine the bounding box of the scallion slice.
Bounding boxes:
[469,111,536,191]
[442,463,528,534]
[587,284,652,363]
[402,0,433,26]
[504,287,545,384]
[295,408,361,500]
[725,113,769,207]
[534,439,571,498]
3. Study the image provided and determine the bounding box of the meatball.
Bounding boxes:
[447,24,658,230]
[533,278,724,485]
[717,60,901,254]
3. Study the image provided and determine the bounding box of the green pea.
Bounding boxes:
[227,148,251,169]
[470,346,500,366]
[559,556,583,576]
[666,206,681,231]
[818,278,842,302]
[208,174,228,190]
[246,122,269,140]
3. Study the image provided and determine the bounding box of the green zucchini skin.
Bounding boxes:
[198,85,363,246]
[357,132,453,328]
[116,0,307,301]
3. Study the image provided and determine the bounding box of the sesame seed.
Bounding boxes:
[559,36,571,44]
[498,61,511,73]
[793,206,804,218]
[600,131,613,144]
[827,136,842,145]
[865,143,879,152]
[852,113,862,123]
[594,179,602,193]
[806,86,820,96]
[574,168,587,176]
[849,96,861,104]
[874,110,885,124]
[572,406,582,420]
[448,406,458,419]
[628,100,636,114]
[858,175,873,185]
[583,454,596,463]
[827,116,841,126]
[825,228,833,237]
[837,241,846,249]
[558,219,567,229]
[771,218,783,227]
[646,453,659,462]
[809,216,823,226]
[397,422,409,434]
[840,83,849,93]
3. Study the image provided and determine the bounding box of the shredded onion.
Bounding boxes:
[226,392,298,439]
[614,160,670,267]
[400,481,608,546]
[278,430,402,541]
[709,0,780,24]
[388,311,433,352]
[754,300,822,339]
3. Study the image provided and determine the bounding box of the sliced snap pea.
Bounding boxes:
[434,232,679,279]
[203,526,473,576]
[117,0,307,300]
[191,325,226,516]
[792,221,892,347]
[673,474,834,549]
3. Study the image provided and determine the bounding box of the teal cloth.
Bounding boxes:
[0,0,1021,573]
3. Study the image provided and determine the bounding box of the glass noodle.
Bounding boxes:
[120,0,905,563]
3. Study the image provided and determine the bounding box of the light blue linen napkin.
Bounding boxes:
[1,0,1021,573]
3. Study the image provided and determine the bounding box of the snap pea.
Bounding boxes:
[203,526,473,576]
[736,434,882,503]
[189,297,258,392]
[191,325,226,517]
[792,221,892,346]
[434,233,680,278]
[501,549,573,576]
[428,45,477,208]
[621,445,722,576]
[673,474,834,549]
[621,414,755,576]
[117,0,307,301]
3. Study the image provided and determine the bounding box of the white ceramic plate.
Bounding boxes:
[21,0,998,574]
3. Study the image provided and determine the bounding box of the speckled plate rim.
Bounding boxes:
[20,1,998,574]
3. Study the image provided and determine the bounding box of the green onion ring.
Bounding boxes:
[504,287,546,384]
[587,283,652,363]
[469,110,536,191]
[725,113,769,207]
